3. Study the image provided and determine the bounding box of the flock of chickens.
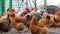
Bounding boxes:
[0,8,60,34]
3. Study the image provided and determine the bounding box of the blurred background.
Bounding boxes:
[0,0,60,16]
[0,0,60,34]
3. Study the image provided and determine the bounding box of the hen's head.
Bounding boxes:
[30,16,37,25]
[9,9,17,17]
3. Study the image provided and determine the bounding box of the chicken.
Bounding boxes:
[0,11,10,20]
[3,8,10,15]
[30,15,51,34]
[9,9,18,17]
[4,8,30,29]
[9,9,29,25]
[10,14,28,25]
[10,17,24,31]
[37,15,51,34]
[48,14,58,27]
[3,10,24,31]
[30,14,58,34]
[21,8,30,16]
[0,14,11,32]
[53,9,60,27]
[55,8,60,22]
[30,16,42,34]
[1,8,10,20]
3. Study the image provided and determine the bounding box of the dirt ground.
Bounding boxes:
[0,26,60,34]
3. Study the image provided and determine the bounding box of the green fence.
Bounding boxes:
[1,0,5,16]
[9,0,12,8]
[0,0,12,16]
